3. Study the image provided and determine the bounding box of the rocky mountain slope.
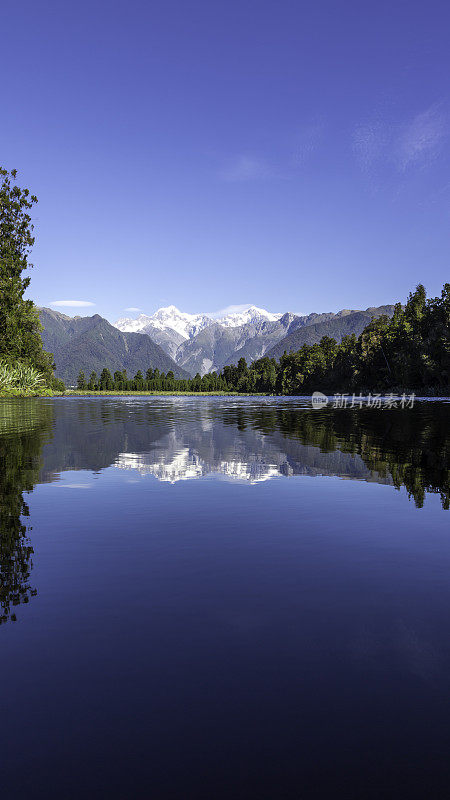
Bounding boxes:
[175,313,301,375]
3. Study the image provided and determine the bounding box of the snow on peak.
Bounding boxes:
[115,306,213,339]
[115,313,154,334]
[149,306,213,339]
[114,304,282,337]
[216,305,282,328]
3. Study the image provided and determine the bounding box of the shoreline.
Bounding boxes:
[0,389,267,398]
[1,389,450,400]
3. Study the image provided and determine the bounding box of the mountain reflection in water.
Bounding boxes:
[36,397,450,505]
[0,396,449,625]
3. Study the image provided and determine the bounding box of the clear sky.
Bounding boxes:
[3,0,449,321]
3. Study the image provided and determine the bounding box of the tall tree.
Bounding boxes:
[114,370,125,390]
[0,168,54,381]
[133,370,144,389]
[99,368,113,390]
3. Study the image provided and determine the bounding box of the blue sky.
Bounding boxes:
[3,0,449,321]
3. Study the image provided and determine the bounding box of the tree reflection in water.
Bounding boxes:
[253,404,450,509]
[0,400,53,624]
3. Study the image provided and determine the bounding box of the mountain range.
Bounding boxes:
[116,304,396,376]
[39,303,396,384]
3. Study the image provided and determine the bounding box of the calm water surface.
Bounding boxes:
[1,396,449,799]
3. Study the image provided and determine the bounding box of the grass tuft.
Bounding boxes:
[0,361,46,391]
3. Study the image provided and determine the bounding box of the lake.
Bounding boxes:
[1,396,449,798]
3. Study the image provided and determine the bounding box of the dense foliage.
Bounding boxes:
[0,168,55,385]
[271,283,450,395]
[76,367,231,392]
[77,283,449,395]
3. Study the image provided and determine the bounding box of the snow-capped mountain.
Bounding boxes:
[114,313,155,334]
[115,304,281,338]
[115,305,213,340]
[148,306,213,339]
[216,305,282,328]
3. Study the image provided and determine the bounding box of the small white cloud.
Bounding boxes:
[50,300,95,308]
[124,307,142,313]
[219,156,274,182]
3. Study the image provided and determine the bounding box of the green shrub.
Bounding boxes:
[0,361,46,391]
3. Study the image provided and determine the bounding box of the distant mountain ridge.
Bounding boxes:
[38,308,189,385]
[114,303,396,375]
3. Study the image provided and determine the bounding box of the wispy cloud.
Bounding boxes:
[209,303,254,318]
[124,307,142,313]
[396,106,446,171]
[50,300,95,308]
[352,120,391,174]
[353,104,447,179]
[220,120,326,183]
[219,155,274,182]
[208,303,307,319]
